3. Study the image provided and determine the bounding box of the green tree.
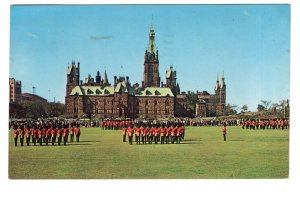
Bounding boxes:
[241,105,248,113]
[257,104,265,112]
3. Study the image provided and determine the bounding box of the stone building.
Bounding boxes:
[65,23,226,118]
[9,78,22,103]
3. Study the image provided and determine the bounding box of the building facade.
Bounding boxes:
[9,78,22,103]
[65,23,226,118]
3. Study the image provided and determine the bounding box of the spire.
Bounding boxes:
[215,74,220,91]
[220,71,226,89]
[147,22,157,56]
[102,69,109,85]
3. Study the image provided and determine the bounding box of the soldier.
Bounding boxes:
[57,126,62,145]
[37,126,43,146]
[177,124,183,144]
[25,125,31,146]
[135,124,141,145]
[122,125,127,142]
[160,124,165,144]
[171,124,176,144]
[127,125,134,145]
[63,125,69,146]
[32,125,37,146]
[222,123,227,141]
[154,125,159,144]
[51,125,57,145]
[19,125,25,146]
[165,124,171,144]
[45,126,51,146]
[13,125,19,146]
[148,124,154,144]
[141,124,146,144]
[75,124,81,142]
[70,123,75,142]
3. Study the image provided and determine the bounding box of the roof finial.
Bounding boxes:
[217,74,219,82]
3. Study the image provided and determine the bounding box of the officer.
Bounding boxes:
[222,123,227,141]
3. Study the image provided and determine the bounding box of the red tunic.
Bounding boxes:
[75,128,81,136]
[13,129,19,138]
[135,128,141,136]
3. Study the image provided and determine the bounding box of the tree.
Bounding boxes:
[225,104,238,115]
[257,104,265,112]
[241,105,248,113]
[185,91,198,112]
[260,100,272,110]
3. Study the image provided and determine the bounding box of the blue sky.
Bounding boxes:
[9,5,290,111]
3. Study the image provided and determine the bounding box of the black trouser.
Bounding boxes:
[177,136,181,144]
[76,135,80,142]
[45,138,49,146]
[123,134,126,142]
[128,135,133,145]
[182,131,185,140]
[223,133,226,141]
[136,135,140,144]
[70,134,74,142]
[165,136,169,144]
[52,136,56,145]
[154,136,157,144]
[142,135,146,144]
[32,137,36,146]
[58,136,62,145]
[39,137,42,146]
[20,137,24,146]
[63,136,68,145]
[171,136,175,144]
[148,136,152,144]
[14,137,18,146]
[32,135,35,143]
[26,137,30,146]
[161,136,165,144]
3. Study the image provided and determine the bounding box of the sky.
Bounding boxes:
[9,4,290,111]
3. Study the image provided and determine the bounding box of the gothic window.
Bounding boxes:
[96,89,101,94]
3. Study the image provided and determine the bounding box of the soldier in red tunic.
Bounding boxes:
[127,125,134,145]
[135,124,141,145]
[75,124,81,142]
[25,125,31,146]
[122,125,127,142]
[13,125,19,146]
[165,124,171,144]
[69,123,75,142]
[63,125,69,146]
[222,123,227,141]
[51,125,57,145]
[19,125,25,146]
[37,126,43,146]
[57,126,63,146]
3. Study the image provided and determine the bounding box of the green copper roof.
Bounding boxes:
[137,87,174,97]
[70,86,114,96]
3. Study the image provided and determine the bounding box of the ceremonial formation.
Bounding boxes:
[241,119,289,130]
[121,122,185,145]
[11,121,81,147]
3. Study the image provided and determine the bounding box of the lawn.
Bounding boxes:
[8,126,289,179]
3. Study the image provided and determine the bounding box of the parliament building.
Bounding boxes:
[65,23,226,119]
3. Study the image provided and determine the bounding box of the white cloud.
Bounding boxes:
[26,32,38,38]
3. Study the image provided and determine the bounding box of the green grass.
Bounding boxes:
[9,126,289,179]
